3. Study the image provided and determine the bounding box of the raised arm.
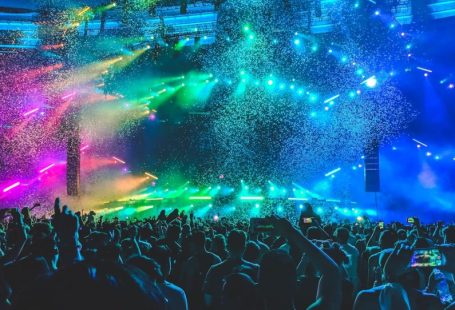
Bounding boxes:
[271,216,342,310]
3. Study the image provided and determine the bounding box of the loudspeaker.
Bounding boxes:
[364,143,380,192]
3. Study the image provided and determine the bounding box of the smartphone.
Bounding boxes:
[303,217,313,224]
[378,221,384,229]
[410,248,445,267]
[250,218,274,233]
[407,217,415,224]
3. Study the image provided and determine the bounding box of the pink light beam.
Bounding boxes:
[112,156,126,164]
[23,108,39,117]
[3,181,21,193]
[39,163,56,173]
[61,92,76,100]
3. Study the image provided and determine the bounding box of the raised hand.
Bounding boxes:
[383,243,413,282]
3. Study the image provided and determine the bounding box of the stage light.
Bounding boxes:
[392,146,397,150]
[352,166,357,170]
[324,106,329,111]
[270,186,275,191]
[349,91,356,98]
[3,181,20,193]
[401,32,405,36]
[358,164,363,168]
[324,94,340,104]
[412,139,427,147]
[435,155,440,160]
[255,204,260,208]
[354,2,360,8]
[328,49,333,53]
[449,83,454,89]
[243,25,250,32]
[288,198,309,201]
[299,205,304,209]
[424,73,428,77]
[249,34,254,40]
[311,45,318,52]
[290,84,295,90]
[341,56,348,63]
[213,215,219,221]
[325,167,341,177]
[298,89,303,95]
[389,23,396,29]
[145,172,158,180]
[240,196,264,201]
[294,39,301,45]
[426,152,432,157]
[267,79,274,86]
[374,10,380,15]
[189,196,212,200]
[310,111,317,117]
[272,39,278,44]
[406,44,412,49]
[277,206,283,212]
[365,76,378,88]
[357,216,363,222]
[316,207,323,214]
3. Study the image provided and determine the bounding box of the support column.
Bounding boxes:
[66,113,80,196]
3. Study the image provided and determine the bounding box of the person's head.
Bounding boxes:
[30,222,57,259]
[259,250,296,309]
[149,246,172,279]
[323,243,349,267]
[397,229,407,241]
[212,234,227,252]
[191,231,207,252]
[14,260,166,310]
[227,230,247,258]
[306,227,323,240]
[379,230,398,249]
[334,227,350,245]
[222,273,258,310]
[127,255,164,283]
[166,225,181,242]
[244,241,260,263]
[443,225,455,244]
[182,224,191,237]
[355,239,366,254]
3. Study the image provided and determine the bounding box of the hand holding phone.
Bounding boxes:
[250,218,274,233]
[303,217,313,224]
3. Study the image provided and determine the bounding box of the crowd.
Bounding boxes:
[0,198,454,310]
